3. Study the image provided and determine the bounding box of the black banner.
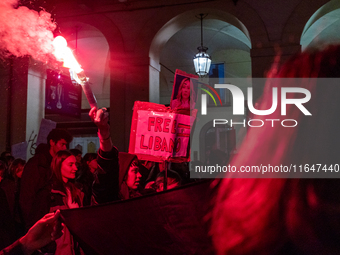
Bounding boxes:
[60,180,215,255]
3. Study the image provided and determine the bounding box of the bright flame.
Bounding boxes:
[53,36,83,74]
[52,35,96,107]
[52,36,67,49]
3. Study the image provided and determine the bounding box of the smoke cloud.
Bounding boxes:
[0,0,56,62]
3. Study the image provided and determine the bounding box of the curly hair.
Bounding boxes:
[47,128,73,148]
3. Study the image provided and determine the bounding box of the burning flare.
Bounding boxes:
[52,36,97,109]
[52,36,87,84]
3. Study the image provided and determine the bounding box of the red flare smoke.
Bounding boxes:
[0,0,56,61]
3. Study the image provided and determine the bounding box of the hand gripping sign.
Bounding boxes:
[129,101,197,162]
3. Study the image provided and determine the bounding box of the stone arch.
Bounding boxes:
[56,15,124,108]
[301,0,340,38]
[150,8,251,64]
[299,0,340,50]
[57,14,124,54]
[148,7,255,103]
[282,0,329,45]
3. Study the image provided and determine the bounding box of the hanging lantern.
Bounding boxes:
[193,46,211,77]
[193,14,211,77]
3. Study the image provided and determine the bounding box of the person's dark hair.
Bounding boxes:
[70,149,82,157]
[1,151,11,159]
[47,129,72,148]
[51,150,81,205]
[81,153,97,176]
[8,158,25,180]
[3,155,14,172]
[82,153,97,164]
[171,162,191,184]
[155,169,182,187]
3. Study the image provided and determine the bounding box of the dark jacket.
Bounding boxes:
[19,147,53,230]
[92,147,120,204]
[0,179,16,218]
[50,177,84,255]
[0,189,16,251]
[0,178,24,238]
[48,147,119,255]
[8,146,119,255]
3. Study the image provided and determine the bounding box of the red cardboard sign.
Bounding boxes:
[129,101,196,162]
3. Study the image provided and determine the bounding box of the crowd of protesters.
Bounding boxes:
[2,44,340,254]
[0,107,190,254]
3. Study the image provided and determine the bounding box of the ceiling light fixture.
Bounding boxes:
[193,13,211,77]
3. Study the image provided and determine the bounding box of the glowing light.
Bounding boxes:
[52,36,97,108]
[52,36,83,74]
[52,36,67,49]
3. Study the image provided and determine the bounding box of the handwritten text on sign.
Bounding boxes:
[135,110,194,158]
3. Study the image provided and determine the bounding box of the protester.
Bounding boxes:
[154,169,181,192]
[211,45,340,255]
[171,162,191,184]
[0,151,11,160]
[49,150,83,254]
[69,149,82,168]
[19,128,73,230]
[118,152,142,200]
[0,151,13,172]
[89,107,120,204]
[9,159,25,180]
[2,159,26,238]
[145,162,163,185]
[82,153,98,175]
[22,107,119,254]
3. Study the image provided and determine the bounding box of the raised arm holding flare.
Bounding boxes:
[89,107,120,204]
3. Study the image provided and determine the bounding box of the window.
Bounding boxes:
[208,63,231,106]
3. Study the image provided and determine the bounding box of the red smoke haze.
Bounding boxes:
[0,0,56,61]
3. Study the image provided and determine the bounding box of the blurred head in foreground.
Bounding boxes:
[211,45,340,255]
